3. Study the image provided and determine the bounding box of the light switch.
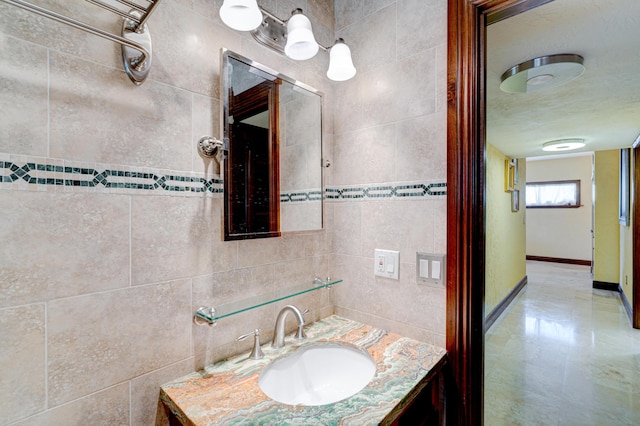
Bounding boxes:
[374,249,399,280]
[432,260,441,280]
[419,259,429,278]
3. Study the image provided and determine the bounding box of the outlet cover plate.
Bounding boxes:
[374,249,399,279]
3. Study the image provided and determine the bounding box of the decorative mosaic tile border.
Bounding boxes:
[0,157,446,201]
[0,158,223,196]
[281,189,323,203]
[325,182,446,200]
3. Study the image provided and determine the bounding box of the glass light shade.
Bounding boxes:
[284,13,318,60]
[327,41,356,81]
[542,138,586,152]
[219,0,263,31]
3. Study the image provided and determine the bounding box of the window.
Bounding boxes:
[525,180,581,208]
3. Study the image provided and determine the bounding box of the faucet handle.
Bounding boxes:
[236,329,264,360]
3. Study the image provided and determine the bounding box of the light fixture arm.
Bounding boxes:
[258,6,286,25]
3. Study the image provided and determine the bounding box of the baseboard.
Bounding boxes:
[526,255,591,266]
[592,281,619,291]
[592,282,633,325]
[619,285,633,323]
[485,275,528,332]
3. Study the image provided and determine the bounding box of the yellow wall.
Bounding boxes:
[621,149,634,307]
[485,144,527,317]
[526,155,593,260]
[594,150,621,283]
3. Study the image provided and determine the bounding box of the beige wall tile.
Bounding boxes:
[360,199,436,257]
[397,0,447,60]
[131,358,195,426]
[192,0,224,21]
[434,198,447,252]
[272,255,330,290]
[49,51,193,171]
[236,234,314,268]
[131,196,234,285]
[0,0,448,421]
[0,1,120,69]
[192,93,222,175]
[396,111,447,182]
[331,203,362,256]
[13,383,130,426]
[330,0,447,349]
[0,304,46,423]
[335,306,436,344]
[332,77,363,135]
[359,48,437,128]
[435,44,448,113]
[150,1,242,99]
[308,0,336,33]
[333,124,396,184]
[0,34,48,156]
[0,192,130,308]
[334,0,364,30]
[47,279,191,406]
[363,0,396,17]
[336,4,396,75]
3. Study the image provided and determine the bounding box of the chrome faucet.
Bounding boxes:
[272,305,307,348]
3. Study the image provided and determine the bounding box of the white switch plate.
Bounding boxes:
[416,252,446,286]
[374,249,399,279]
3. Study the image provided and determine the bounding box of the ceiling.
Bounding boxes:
[486,0,640,159]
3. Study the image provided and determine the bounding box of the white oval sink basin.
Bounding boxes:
[258,342,376,406]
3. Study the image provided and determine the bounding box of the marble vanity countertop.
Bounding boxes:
[160,315,447,426]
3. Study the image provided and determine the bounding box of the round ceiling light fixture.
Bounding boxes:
[542,138,586,152]
[500,53,585,93]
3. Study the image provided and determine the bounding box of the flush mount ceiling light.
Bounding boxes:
[218,2,356,81]
[542,138,586,152]
[500,53,584,93]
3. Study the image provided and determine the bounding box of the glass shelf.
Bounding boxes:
[194,278,343,324]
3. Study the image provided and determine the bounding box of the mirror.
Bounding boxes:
[222,49,323,240]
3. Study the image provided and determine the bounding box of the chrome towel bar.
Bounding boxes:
[1,0,162,85]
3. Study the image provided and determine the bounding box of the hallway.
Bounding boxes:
[485,261,640,425]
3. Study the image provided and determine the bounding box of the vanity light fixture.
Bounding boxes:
[500,53,585,93]
[218,1,356,81]
[542,138,586,152]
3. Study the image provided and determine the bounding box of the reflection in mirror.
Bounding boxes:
[222,50,323,240]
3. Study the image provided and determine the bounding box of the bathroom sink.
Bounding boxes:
[258,341,376,406]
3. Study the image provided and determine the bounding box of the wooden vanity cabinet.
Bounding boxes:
[387,355,448,426]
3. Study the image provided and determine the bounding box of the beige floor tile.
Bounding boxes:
[485,261,640,424]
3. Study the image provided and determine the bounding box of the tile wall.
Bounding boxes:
[0,0,335,424]
[330,0,448,345]
[0,0,448,424]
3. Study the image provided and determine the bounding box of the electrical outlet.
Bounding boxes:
[374,249,399,279]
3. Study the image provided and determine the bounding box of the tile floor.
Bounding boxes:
[485,261,640,425]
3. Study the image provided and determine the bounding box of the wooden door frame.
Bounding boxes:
[633,141,640,328]
[446,0,554,423]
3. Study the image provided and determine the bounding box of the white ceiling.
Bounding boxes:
[486,0,640,159]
